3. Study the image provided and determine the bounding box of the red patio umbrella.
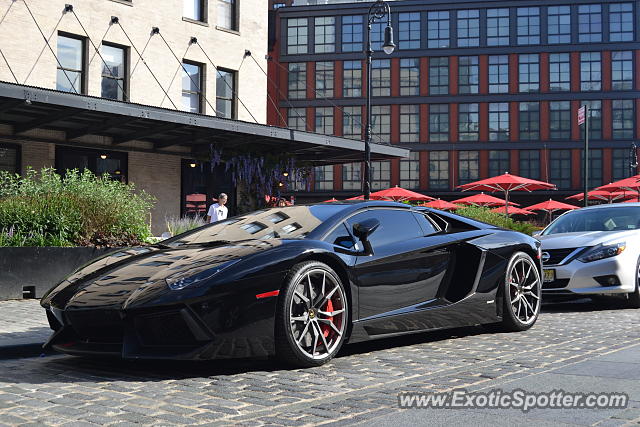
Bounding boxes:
[418,199,460,211]
[596,176,640,202]
[322,198,339,202]
[369,185,435,202]
[452,192,520,207]
[565,190,633,203]
[346,195,364,200]
[526,199,579,223]
[491,206,535,216]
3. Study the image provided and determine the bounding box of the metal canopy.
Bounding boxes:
[0,82,408,164]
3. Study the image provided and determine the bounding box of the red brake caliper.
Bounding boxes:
[320,298,334,338]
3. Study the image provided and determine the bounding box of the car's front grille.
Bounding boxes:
[65,310,124,344]
[542,279,570,289]
[543,248,579,265]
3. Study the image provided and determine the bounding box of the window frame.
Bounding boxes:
[57,32,88,94]
[286,17,308,55]
[487,8,510,46]
[55,146,128,182]
[399,58,420,96]
[489,102,510,142]
[488,55,509,94]
[458,150,479,185]
[181,60,205,114]
[429,104,449,142]
[100,41,129,101]
[217,0,237,31]
[216,67,237,119]
[427,11,450,48]
[519,150,540,180]
[549,100,571,140]
[184,0,207,23]
[429,57,449,95]
[314,16,336,53]
[457,9,480,48]
[398,12,421,50]
[458,103,479,141]
[315,61,334,98]
[518,53,540,93]
[549,53,570,92]
[516,7,540,45]
[548,5,571,44]
[0,142,21,175]
[429,150,449,189]
[580,52,602,92]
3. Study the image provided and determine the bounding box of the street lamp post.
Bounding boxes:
[363,0,395,200]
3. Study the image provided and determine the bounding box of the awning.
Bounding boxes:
[0,81,408,164]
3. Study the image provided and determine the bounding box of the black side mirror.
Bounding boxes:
[352,218,380,255]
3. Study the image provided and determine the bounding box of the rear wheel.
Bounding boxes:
[501,252,542,331]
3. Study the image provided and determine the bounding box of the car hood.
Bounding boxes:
[538,230,637,249]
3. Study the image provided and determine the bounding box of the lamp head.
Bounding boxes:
[382,25,395,54]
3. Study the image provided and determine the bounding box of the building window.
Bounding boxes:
[459,56,479,94]
[314,17,335,53]
[427,11,450,48]
[429,151,449,189]
[184,0,205,21]
[182,61,203,113]
[519,102,540,141]
[581,148,603,188]
[342,106,362,140]
[517,7,540,45]
[342,15,363,52]
[580,100,602,140]
[612,99,634,139]
[488,55,509,94]
[429,57,448,95]
[216,68,236,119]
[371,59,391,97]
[314,107,333,135]
[487,8,509,46]
[550,150,571,189]
[429,104,449,142]
[400,58,419,96]
[609,3,634,42]
[398,12,420,50]
[101,44,127,101]
[580,52,601,92]
[400,105,419,143]
[578,4,602,43]
[612,148,634,181]
[458,151,479,185]
[315,61,334,98]
[217,0,237,30]
[549,101,571,140]
[287,18,308,54]
[489,103,509,141]
[314,165,333,191]
[548,5,571,44]
[612,51,633,90]
[519,54,539,93]
[519,150,540,180]
[370,21,385,52]
[287,62,306,99]
[287,108,306,131]
[57,34,85,94]
[489,151,510,176]
[549,53,570,92]
[371,161,390,190]
[371,105,391,143]
[342,162,361,190]
[343,60,362,98]
[0,143,19,174]
[56,146,127,182]
[457,10,480,47]
[458,103,479,141]
[400,152,420,189]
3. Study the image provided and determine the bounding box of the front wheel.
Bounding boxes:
[501,252,542,331]
[626,257,640,309]
[275,261,349,367]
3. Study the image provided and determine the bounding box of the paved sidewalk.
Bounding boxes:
[0,300,50,358]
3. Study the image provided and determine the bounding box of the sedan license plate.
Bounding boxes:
[543,269,555,283]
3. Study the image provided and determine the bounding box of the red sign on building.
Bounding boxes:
[577,106,586,125]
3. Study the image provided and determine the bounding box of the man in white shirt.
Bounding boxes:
[206,193,228,223]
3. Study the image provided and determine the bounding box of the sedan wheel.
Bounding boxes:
[502,252,541,331]
[626,257,640,308]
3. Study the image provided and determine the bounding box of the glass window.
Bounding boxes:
[548,5,571,44]
[314,107,333,135]
[315,61,334,98]
[346,209,423,249]
[287,18,308,54]
[517,7,540,45]
[580,100,602,140]
[371,59,391,97]
[216,68,235,119]
[489,151,510,177]
[519,54,539,93]
[56,147,127,182]
[101,44,126,101]
[400,58,419,96]
[519,102,540,141]
[489,103,509,141]
[287,108,306,131]
[57,34,85,94]
[314,165,333,191]
[182,62,203,113]
[184,0,204,21]
[342,15,363,52]
[314,17,335,53]
[550,149,572,189]
[288,62,306,99]
[459,56,479,94]
[427,11,450,48]
[399,12,421,50]
[429,57,448,95]
[519,150,540,180]
[0,144,19,174]
[612,148,634,181]
[458,103,479,141]
[549,53,570,92]
[457,10,479,47]
[580,52,601,92]
[609,3,634,42]
[371,161,391,190]
[487,8,510,46]
[612,51,633,90]
[371,105,391,143]
[429,104,449,142]
[217,0,236,30]
[580,148,603,188]
[429,151,449,189]
[550,101,571,140]
[343,60,362,98]
[400,105,419,143]
[342,162,361,190]
[342,106,362,140]
[400,152,420,189]
[370,21,385,52]
[458,151,479,185]
[324,222,355,250]
[612,100,634,139]
[578,4,602,43]
[488,55,509,94]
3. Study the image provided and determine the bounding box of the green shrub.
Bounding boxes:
[0,168,155,247]
[456,206,540,235]
[165,215,206,237]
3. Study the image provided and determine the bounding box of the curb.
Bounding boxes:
[0,343,54,360]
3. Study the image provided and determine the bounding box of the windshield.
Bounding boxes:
[543,206,640,235]
[162,204,348,246]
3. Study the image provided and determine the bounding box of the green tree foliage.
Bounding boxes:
[455,206,540,235]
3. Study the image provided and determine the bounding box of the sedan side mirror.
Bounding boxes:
[352,218,380,255]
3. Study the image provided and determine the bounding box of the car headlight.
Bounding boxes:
[165,259,241,290]
[578,242,626,263]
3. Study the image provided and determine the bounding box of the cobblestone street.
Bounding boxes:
[0,299,639,426]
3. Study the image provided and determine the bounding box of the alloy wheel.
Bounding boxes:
[508,256,541,325]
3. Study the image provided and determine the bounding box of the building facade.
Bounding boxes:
[268,0,640,202]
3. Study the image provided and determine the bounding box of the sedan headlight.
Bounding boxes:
[165,259,241,290]
[578,242,626,263]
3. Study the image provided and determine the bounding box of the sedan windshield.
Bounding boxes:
[542,206,640,235]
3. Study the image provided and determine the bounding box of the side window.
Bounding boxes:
[347,209,423,248]
[413,212,438,235]
[324,222,356,249]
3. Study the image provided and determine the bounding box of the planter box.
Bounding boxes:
[0,247,116,300]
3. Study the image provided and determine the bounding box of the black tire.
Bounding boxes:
[501,252,542,332]
[275,261,349,367]
[626,257,640,309]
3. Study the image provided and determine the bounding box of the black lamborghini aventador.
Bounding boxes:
[41,201,542,367]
